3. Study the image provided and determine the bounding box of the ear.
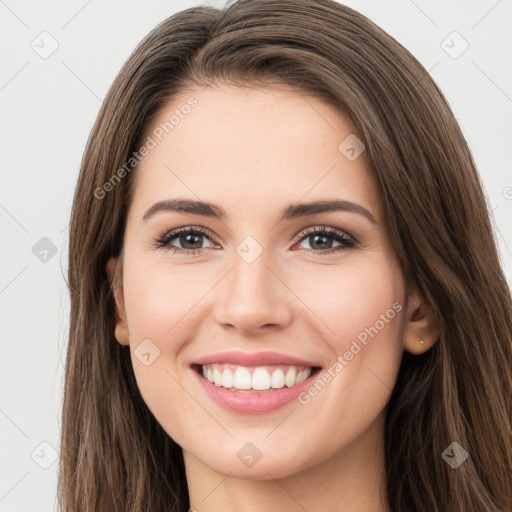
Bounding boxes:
[106,257,130,346]
[403,287,439,355]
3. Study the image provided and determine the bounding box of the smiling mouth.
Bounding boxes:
[191,363,322,392]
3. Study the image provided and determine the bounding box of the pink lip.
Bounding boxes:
[190,366,320,415]
[191,350,320,368]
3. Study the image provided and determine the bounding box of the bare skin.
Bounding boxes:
[107,82,438,512]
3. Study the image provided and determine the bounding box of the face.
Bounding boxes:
[108,82,423,480]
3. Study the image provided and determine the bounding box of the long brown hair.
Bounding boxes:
[60,1,512,510]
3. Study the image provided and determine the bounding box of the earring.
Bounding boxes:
[419,338,425,345]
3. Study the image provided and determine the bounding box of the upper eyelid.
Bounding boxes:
[299,225,353,239]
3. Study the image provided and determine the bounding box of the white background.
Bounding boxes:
[1,0,511,509]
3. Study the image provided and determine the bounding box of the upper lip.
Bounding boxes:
[191,350,321,368]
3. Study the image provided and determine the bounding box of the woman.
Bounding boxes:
[59,0,512,510]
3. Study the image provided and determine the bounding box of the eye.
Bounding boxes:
[154,224,356,256]
[154,226,217,255]
[292,225,356,255]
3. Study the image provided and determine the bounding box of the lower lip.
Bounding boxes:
[191,366,319,414]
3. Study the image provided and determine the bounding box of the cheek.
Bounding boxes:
[293,259,405,439]
[121,255,239,429]
[123,257,214,342]
[120,256,209,416]
[295,256,403,351]
[122,279,204,437]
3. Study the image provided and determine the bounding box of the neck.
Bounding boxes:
[184,411,390,512]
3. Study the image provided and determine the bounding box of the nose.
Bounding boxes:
[213,249,293,336]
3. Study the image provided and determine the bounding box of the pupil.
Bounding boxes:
[310,234,332,250]
[182,233,201,249]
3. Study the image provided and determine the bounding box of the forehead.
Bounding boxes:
[128,82,380,222]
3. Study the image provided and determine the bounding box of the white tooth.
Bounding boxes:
[222,368,234,388]
[207,368,214,383]
[252,368,271,390]
[296,368,312,384]
[213,368,223,386]
[284,367,296,387]
[233,367,252,389]
[271,369,285,388]
[202,366,208,379]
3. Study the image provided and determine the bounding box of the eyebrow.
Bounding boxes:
[142,198,377,225]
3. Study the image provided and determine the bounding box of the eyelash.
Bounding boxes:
[154,225,356,256]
